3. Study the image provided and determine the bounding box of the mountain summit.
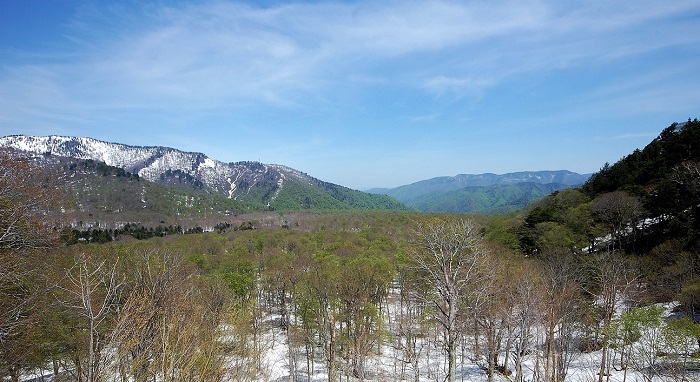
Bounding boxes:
[0,135,407,211]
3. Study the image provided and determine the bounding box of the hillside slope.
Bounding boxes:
[510,119,700,309]
[48,156,259,227]
[408,182,569,214]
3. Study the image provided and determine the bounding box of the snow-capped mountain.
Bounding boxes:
[0,135,301,200]
[0,135,405,211]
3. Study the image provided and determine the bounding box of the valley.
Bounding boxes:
[1,119,700,382]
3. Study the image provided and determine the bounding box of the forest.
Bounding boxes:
[1,120,700,382]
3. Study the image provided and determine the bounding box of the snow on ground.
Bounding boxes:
[254,295,699,382]
[17,297,696,382]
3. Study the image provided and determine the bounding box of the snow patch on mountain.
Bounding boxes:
[201,157,216,168]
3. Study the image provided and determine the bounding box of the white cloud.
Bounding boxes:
[410,113,441,123]
[421,75,492,99]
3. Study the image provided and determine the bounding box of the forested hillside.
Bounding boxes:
[1,120,700,382]
[29,154,410,232]
[512,118,700,308]
[56,157,261,225]
[370,170,589,213]
[404,182,568,214]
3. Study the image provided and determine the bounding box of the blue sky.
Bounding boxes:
[1,1,699,189]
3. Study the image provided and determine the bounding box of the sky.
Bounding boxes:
[1,1,699,190]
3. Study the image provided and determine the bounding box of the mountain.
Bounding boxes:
[368,170,590,213]
[0,135,409,213]
[407,182,571,214]
[39,156,260,227]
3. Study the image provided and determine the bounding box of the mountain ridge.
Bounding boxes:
[406,182,573,214]
[367,170,591,213]
[0,135,407,211]
[368,170,589,194]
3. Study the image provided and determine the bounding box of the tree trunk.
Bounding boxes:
[502,322,513,378]
[487,321,497,382]
[288,336,297,382]
[447,296,458,382]
[544,323,554,382]
[328,314,337,382]
[53,359,60,379]
[448,332,457,382]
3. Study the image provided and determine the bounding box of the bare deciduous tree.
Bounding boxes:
[108,250,232,382]
[508,261,542,382]
[671,160,700,193]
[59,253,123,382]
[591,191,644,251]
[0,151,65,376]
[585,251,640,382]
[410,218,493,382]
[537,251,585,382]
[0,152,63,254]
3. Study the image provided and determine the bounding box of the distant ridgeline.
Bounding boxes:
[368,170,591,214]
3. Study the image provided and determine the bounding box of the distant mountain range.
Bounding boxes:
[0,135,408,213]
[367,170,591,213]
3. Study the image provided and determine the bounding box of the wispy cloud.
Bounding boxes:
[410,113,441,123]
[421,75,492,99]
[3,0,699,119]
